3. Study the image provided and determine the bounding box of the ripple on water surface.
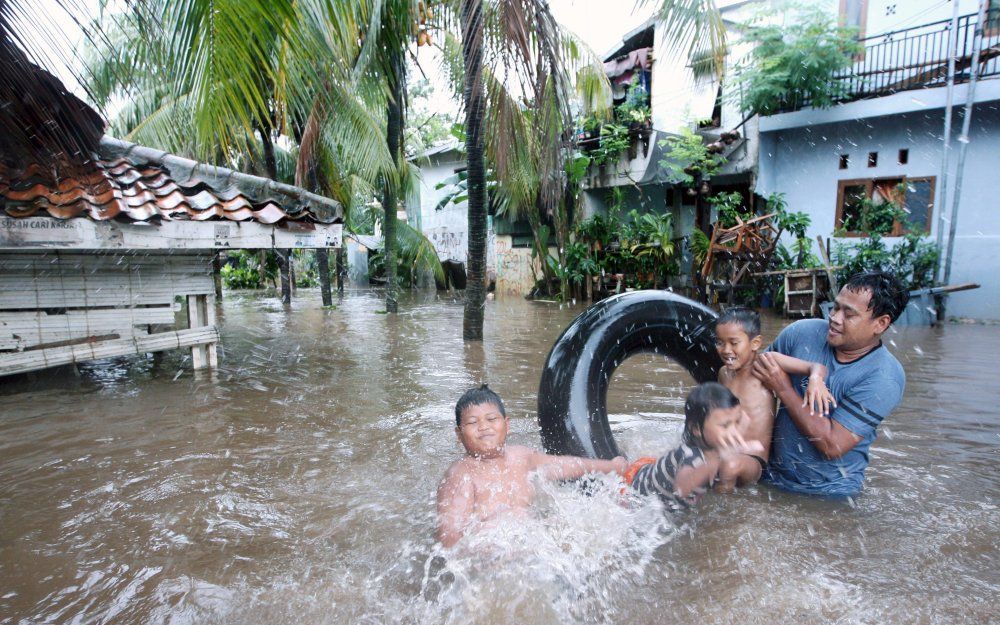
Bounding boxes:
[0,289,997,624]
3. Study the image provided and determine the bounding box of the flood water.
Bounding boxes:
[1,289,996,624]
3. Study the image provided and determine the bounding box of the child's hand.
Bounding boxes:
[611,456,629,476]
[803,374,837,416]
[717,432,765,459]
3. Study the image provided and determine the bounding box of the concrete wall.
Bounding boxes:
[411,150,527,294]
[495,235,537,297]
[861,0,982,40]
[413,149,470,264]
[757,102,1000,319]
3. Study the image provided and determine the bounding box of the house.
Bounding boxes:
[754,0,1000,319]
[409,142,541,296]
[577,0,761,286]
[0,58,343,376]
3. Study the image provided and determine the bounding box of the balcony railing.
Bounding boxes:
[797,12,1000,109]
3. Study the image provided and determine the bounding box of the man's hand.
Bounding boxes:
[752,352,793,394]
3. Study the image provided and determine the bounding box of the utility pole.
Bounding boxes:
[934,2,961,279]
[940,0,989,305]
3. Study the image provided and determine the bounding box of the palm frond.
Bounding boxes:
[640,0,727,80]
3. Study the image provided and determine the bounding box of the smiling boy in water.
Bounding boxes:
[436,385,628,548]
[714,308,834,492]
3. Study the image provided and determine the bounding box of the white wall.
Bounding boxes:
[414,150,469,264]
[862,0,982,40]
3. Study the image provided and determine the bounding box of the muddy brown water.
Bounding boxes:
[1,289,996,624]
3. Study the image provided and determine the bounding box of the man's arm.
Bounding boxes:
[436,465,474,548]
[752,352,860,459]
[531,453,628,481]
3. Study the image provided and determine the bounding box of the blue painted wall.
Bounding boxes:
[757,99,1000,320]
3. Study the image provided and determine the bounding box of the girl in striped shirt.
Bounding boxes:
[624,383,763,511]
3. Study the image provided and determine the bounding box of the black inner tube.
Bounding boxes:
[537,291,722,459]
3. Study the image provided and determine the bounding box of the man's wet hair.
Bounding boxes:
[843,271,908,323]
[683,382,739,449]
[715,306,761,338]
[455,384,507,426]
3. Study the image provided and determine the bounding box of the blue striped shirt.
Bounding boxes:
[766,319,905,496]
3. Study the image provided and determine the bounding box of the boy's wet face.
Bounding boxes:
[715,322,762,371]
[697,404,747,450]
[456,402,509,458]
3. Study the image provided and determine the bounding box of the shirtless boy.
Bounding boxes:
[436,385,627,548]
[714,308,834,492]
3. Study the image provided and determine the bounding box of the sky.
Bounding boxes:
[548,0,653,59]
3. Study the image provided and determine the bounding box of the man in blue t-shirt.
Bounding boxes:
[752,271,908,497]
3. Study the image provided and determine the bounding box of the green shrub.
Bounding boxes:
[729,6,862,115]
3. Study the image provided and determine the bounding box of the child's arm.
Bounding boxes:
[436,464,474,548]
[676,435,765,497]
[765,352,835,416]
[530,453,628,481]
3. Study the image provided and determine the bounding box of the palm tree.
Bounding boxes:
[78,0,453,309]
[459,0,487,339]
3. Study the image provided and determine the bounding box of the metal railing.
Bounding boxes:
[796,12,1000,109]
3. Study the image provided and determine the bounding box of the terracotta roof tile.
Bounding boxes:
[1,136,342,225]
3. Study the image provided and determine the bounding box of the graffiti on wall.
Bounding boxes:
[494,236,540,297]
[426,227,466,263]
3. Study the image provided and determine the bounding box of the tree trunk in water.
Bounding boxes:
[336,247,345,294]
[462,0,486,340]
[317,248,332,306]
[259,123,292,304]
[212,253,224,300]
[382,52,404,314]
[258,250,268,288]
[276,249,291,304]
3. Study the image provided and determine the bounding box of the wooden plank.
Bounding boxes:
[0,306,178,350]
[0,217,342,250]
[0,252,214,310]
[0,326,220,376]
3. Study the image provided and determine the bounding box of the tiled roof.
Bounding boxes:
[1,136,342,225]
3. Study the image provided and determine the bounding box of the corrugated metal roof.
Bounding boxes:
[1,136,343,225]
[412,140,464,161]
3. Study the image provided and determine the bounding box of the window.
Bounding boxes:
[867,151,878,167]
[988,0,1000,37]
[839,154,850,170]
[835,177,934,236]
[898,149,909,165]
[839,0,868,39]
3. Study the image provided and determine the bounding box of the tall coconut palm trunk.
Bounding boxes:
[382,53,405,314]
[259,120,292,304]
[462,0,487,341]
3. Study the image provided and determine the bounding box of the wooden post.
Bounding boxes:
[336,247,345,294]
[204,293,218,368]
[187,294,206,368]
